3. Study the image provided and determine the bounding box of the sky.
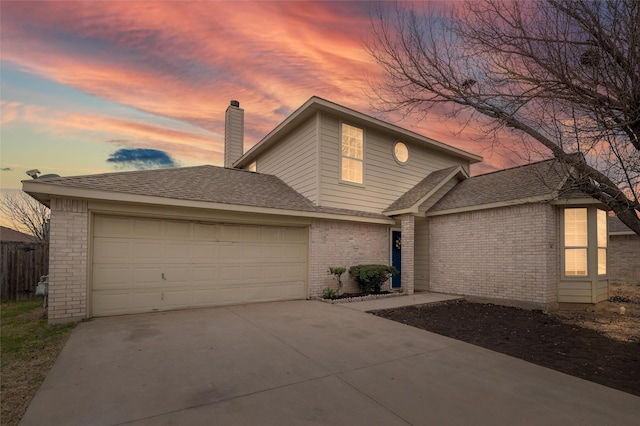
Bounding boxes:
[1,0,519,194]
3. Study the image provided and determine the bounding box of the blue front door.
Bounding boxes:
[391,231,401,289]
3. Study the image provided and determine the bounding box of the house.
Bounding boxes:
[0,226,36,242]
[23,97,615,323]
[608,216,640,285]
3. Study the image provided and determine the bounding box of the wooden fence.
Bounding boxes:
[1,241,49,301]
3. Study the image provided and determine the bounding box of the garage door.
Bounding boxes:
[92,215,308,317]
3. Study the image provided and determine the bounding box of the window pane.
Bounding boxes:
[597,209,607,248]
[565,248,587,276]
[565,208,587,246]
[341,123,363,183]
[342,158,363,184]
[341,123,363,160]
[598,248,607,275]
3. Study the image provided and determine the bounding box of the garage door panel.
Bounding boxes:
[93,239,133,262]
[165,221,191,238]
[92,216,308,317]
[93,292,132,315]
[163,290,193,307]
[193,267,219,281]
[131,291,163,309]
[191,243,219,261]
[94,216,132,237]
[191,289,219,305]
[133,218,163,237]
[164,243,193,261]
[133,242,164,260]
[93,267,133,290]
[193,223,218,240]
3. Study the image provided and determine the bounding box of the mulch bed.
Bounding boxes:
[372,300,640,397]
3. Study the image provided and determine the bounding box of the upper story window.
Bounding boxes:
[393,142,409,164]
[341,123,364,184]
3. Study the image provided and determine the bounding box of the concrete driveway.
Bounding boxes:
[21,300,640,425]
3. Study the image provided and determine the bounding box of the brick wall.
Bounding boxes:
[309,219,390,297]
[429,203,557,308]
[609,234,640,284]
[48,198,88,323]
[400,214,415,294]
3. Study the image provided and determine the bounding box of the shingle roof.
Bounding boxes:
[29,166,318,212]
[429,159,570,212]
[384,166,460,213]
[26,165,391,220]
[0,226,35,242]
[608,216,635,235]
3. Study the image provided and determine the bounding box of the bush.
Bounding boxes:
[322,287,338,299]
[327,267,347,294]
[349,264,398,294]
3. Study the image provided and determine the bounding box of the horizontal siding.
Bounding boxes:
[557,280,593,303]
[319,114,469,213]
[597,279,610,302]
[257,115,318,203]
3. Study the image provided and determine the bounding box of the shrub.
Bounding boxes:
[327,267,347,294]
[348,264,398,294]
[322,287,338,299]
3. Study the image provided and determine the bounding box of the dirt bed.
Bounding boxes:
[372,284,640,397]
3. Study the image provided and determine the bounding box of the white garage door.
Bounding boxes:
[92,215,308,317]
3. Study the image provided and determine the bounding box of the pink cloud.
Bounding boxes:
[1,1,526,177]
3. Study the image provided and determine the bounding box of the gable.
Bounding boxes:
[384,166,467,216]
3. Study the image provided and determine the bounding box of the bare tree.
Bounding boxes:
[368,0,640,235]
[0,191,50,241]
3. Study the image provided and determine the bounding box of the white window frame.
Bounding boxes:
[340,122,364,185]
[561,206,608,278]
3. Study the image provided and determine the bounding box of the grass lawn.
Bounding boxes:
[1,299,76,426]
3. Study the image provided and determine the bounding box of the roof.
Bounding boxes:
[0,226,35,242]
[235,96,482,167]
[428,159,571,214]
[24,165,317,210]
[609,216,635,235]
[384,166,464,214]
[23,166,392,223]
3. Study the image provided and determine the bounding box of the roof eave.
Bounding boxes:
[426,193,557,217]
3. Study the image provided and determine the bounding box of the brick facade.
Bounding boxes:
[309,219,390,297]
[609,234,640,285]
[428,204,558,309]
[400,214,415,295]
[48,198,88,323]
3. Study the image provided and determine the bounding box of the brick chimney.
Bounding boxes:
[224,100,244,168]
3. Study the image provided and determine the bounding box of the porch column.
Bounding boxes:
[400,214,415,295]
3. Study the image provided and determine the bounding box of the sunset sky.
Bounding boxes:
[1,0,520,193]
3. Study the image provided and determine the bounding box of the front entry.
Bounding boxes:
[391,230,401,289]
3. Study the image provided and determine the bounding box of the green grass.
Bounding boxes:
[1,299,76,426]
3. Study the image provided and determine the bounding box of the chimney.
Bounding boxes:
[224,100,244,168]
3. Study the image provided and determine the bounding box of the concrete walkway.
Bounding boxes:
[331,291,461,312]
[21,299,640,426]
